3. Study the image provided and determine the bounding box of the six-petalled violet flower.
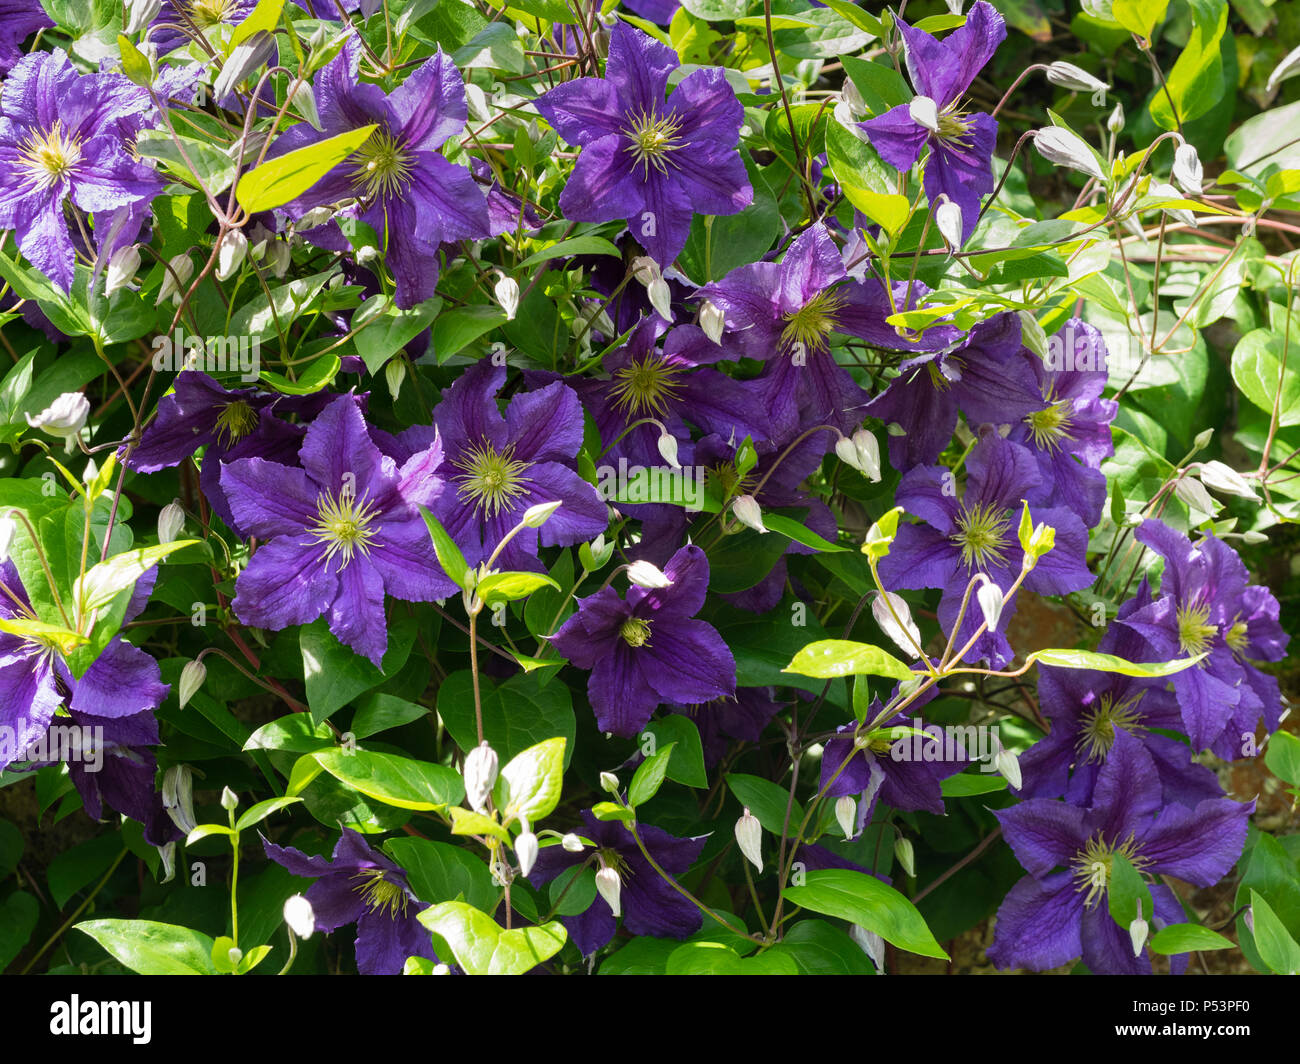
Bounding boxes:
[550,544,736,737]
[535,21,752,268]
[860,1,1005,245]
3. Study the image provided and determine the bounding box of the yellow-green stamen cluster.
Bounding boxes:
[622,109,685,177]
[952,501,1012,570]
[1076,692,1145,764]
[936,103,976,147]
[1071,833,1150,908]
[610,355,684,418]
[351,867,409,917]
[1224,618,1250,654]
[309,489,381,567]
[781,290,847,355]
[214,399,258,447]
[620,616,652,648]
[453,441,531,518]
[1176,600,1217,657]
[18,123,82,192]
[352,129,415,200]
[597,847,631,881]
[1025,397,1076,453]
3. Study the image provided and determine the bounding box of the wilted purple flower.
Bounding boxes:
[550,544,736,737]
[263,828,438,975]
[1018,585,1222,808]
[878,431,1093,667]
[0,49,163,291]
[859,1,1005,244]
[865,312,1047,471]
[535,22,751,268]
[222,393,456,666]
[528,810,707,956]
[429,361,607,572]
[275,40,489,308]
[1117,519,1289,756]
[989,731,1251,974]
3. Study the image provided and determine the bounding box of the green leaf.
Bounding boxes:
[665,941,800,974]
[497,737,566,821]
[766,919,878,974]
[135,129,237,194]
[244,715,334,753]
[840,185,911,236]
[236,124,377,213]
[75,919,218,975]
[1232,327,1300,427]
[515,236,622,269]
[678,0,748,22]
[783,639,914,681]
[47,836,122,909]
[436,671,576,769]
[1148,923,1235,954]
[75,541,198,619]
[350,693,429,739]
[762,512,845,552]
[1265,731,1300,786]
[783,869,949,960]
[385,837,498,911]
[1249,890,1300,974]
[228,0,283,52]
[418,901,567,975]
[1111,0,1171,39]
[628,741,676,807]
[1106,851,1153,929]
[450,806,509,841]
[116,34,151,85]
[418,505,470,589]
[725,773,802,836]
[939,772,1008,797]
[311,748,464,811]
[0,892,38,972]
[353,296,441,373]
[431,306,508,362]
[642,716,708,788]
[300,614,417,725]
[1024,648,1202,677]
[1148,0,1227,129]
[476,571,560,604]
[234,796,301,832]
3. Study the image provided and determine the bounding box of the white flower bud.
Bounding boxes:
[1034,126,1106,180]
[934,198,964,250]
[298,207,334,231]
[157,252,195,305]
[835,428,881,481]
[993,737,1022,791]
[849,924,886,971]
[104,244,141,298]
[835,795,857,840]
[216,228,248,281]
[289,80,321,130]
[162,764,197,834]
[872,591,923,658]
[227,946,243,970]
[521,500,562,528]
[178,659,206,709]
[657,430,681,469]
[731,494,766,533]
[0,516,16,563]
[1241,530,1268,545]
[126,0,163,35]
[515,831,539,877]
[158,841,176,883]
[158,500,185,545]
[1267,43,1300,94]
[284,893,316,939]
[734,807,763,873]
[1192,427,1214,452]
[1045,61,1109,95]
[976,576,1004,632]
[1129,900,1149,958]
[1244,905,1255,936]
[26,392,90,439]
[1107,101,1125,134]
[647,277,672,322]
[432,963,451,974]
[841,77,867,118]
[1019,310,1048,360]
[561,833,585,852]
[599,771,620,795]
[699,299,726,344]
[385,357,406,401]
[631,256,660,287]
[220,785,239,812]
[267,240,291,278]
[1173,142,1204,196]
[494,273,520,321]
[463,741,499,814]
[908,95,940,133]
[1174,474,1219,518]
[595,865,622,917]
[894,836,916,878]
[1196,460,1258,500]
[627,560,672,589]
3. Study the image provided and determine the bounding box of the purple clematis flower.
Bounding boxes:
[0,49,163,292]
[535,21,751,268]
[859,1,1005,245]
[878,431,1093,668]
[221,393,456,666]
[0,1,51,76]
[550,544,736,737]
[671,687,783,767]
[865,312,1047,471]
[1017,582,1222,808]
[428,361,608,572]
[989,731,1251,974]
[698,225,958,439]
[1117,519,1289,756]
[263,829,438,976]
[528,810,707,956]
[1005,320,1117,528]
[274,39,489,308]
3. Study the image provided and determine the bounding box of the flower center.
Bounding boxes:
[781,290,847,355]
[620,617,652,648]
[609,355,684,419]
[1224,617,1249,653]
[936,102,975,146]
[597,847,631,881]
[309,489,381,567]
[352,129,415,200]
[1071,833,1150,909]
[622,109,685,177]
[351,867,409,917]
[1025,397,1075,453]
[18,123,83,191]
[1176,600,1217,657]
[1076,692,1145,764]
[453,440,531,518]
[214,399,258,447]
[187,0,232,26]
[952,501,1011,570]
